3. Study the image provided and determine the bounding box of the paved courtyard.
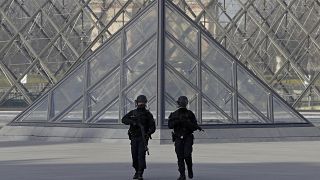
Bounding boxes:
[0,140,319,180]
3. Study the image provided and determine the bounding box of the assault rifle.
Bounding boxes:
[131,111,151,155]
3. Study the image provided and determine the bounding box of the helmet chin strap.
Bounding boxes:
[135,101,146,108]
[178,105,187,109]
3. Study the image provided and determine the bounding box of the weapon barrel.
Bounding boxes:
[138,122,150,155]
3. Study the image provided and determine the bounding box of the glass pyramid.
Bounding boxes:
[11,0,309,126]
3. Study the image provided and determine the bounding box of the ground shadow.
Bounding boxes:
[0,160,319,180]
[0,140,77,148]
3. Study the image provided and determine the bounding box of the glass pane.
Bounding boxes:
[125,38,157,86]
[273,65,307,105]
[21,96,48,121]
[273,96,306,123]
[60,100,83,123]
[165,69,196,100]
[0,69,12,99]
[126,70,157,106]
[126,5,157,53]
[165,6,198,55]
[189,96,197,116]
[202,98,232,124]
[95,100,119,124]
[238,99,266,124]
[41,45,68,79]
[294,78,320,110]
[6,1,30,29]
[23,0,42,13]
[89,71,120,117]
[52,65,85,117]
[23,64,50,101]
[202,68,232,116]
[237,66,269,116]
[148,98,157,123]
[124,70,157,115]
[165,67,197,124]
[123,96,135,116]
[22,20,52,54]
[164,99,177,125]
[89,36,121,85]
[52,37,78,64]
[202,36,233,85]
[42,0,78,29]
[0,87,28,109]
[0,24,11,51]
[2,40,32,79]
[165,37,197,85]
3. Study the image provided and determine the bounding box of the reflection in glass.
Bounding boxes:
[166,5,198,55]
[95,100,119,124]
[89,71,120,117]
[273,96,305,123]
[202,36,233,85]
[89,37,121,85]
[237,66,268,116]
[124,70,157,115]
[165,37,197,85]
[238,99,266,124]
[60,100,83,122]
[202,98,232,124]
[21,96,48,121]
[125,39,157,86]
[126,6,157,53]
[165,69,196,100]
[202,68,232,116]
[52,66,85,117]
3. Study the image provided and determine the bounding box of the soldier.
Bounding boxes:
[168,96,203,180]
[122,95,156,180]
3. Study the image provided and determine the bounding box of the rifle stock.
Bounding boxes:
[132,112,150,155]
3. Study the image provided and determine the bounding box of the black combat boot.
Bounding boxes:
[137,170,144,180]
[133,172,139,179]
[177,174,186,180]
[187,167,193,179]
[132,168,140,179]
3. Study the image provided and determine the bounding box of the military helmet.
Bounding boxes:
[135,95,148,104]
[177,96,188,107]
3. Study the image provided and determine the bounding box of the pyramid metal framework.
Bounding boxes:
[0,0,153,108]
[171,0,320,111]
[10,0,309,127]
[1,0,320,112]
